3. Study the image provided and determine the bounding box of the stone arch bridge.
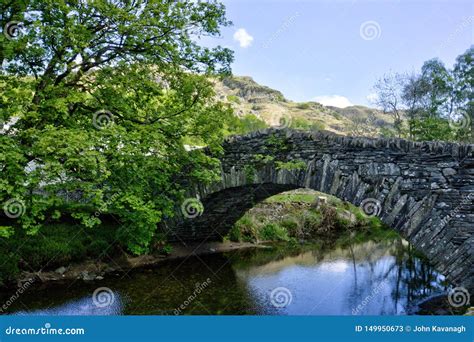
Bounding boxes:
[165,129,474,293]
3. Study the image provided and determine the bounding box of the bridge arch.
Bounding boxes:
[165,128,474,293]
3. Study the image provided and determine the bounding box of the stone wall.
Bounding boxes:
[164,128,474,292]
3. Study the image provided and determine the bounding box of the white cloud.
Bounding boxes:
[313,95,353,108]
[233,28,254,48]
[366,92,378,104]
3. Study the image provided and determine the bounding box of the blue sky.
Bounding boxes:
[201,0,473,107]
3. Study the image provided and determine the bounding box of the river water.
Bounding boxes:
[1,235,448,315]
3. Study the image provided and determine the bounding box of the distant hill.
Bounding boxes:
[213,76,394,137]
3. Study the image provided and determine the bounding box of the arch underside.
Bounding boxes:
[164,129,474,294]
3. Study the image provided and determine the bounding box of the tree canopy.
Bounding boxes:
[372,46,473,142]
[1,0,234,253]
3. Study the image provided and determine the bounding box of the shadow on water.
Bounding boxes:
[0,235,448,315]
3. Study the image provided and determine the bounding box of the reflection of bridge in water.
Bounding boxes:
[166,128,473,293]
[234,239,445,315]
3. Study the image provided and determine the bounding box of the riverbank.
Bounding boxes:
[2,190,467,317]
[9,241,268,290]
[2,234,465,316]
[0,189,376,288]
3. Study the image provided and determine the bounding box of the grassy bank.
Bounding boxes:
[225,190,393,244]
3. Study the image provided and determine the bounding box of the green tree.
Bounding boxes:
[1,0,234,254]
[451,46,473,142]
[373,47,472,142]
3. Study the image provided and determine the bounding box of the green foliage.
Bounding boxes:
[296,102,311,110]
[265,134,290,153]
[260,223,290,241]
[0,1,234,253]
[253,154,275,165]
[410,117,456,141]
[226,95,241,104]
[231,216,259,242]
[0,223,117,285]
[373,46,473,142]
[161,244,173,255]
[264,193,315,203]
[226,191,389,244]
[275,160,306,171]
[227,114,267,135]
[0,226,14,238]
[289,117,325,131]
[243,165,256,183]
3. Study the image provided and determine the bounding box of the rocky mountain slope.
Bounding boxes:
[214,76,394,137]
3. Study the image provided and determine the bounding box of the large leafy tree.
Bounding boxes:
[0,0,234,253]
[372,46,473,142]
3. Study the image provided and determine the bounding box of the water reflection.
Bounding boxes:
[14,291,123,315]
[1,236,448,316]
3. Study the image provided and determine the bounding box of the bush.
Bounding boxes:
[0,223,118,285]
[232,216,259,242]
[296,102,311,110]
[280,219,302,239]
[290,117,325,131]
[259,223,289,242]
[226,95,241,104]
[0,252,19,286]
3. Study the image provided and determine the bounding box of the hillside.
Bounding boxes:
[214,76,394,137]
